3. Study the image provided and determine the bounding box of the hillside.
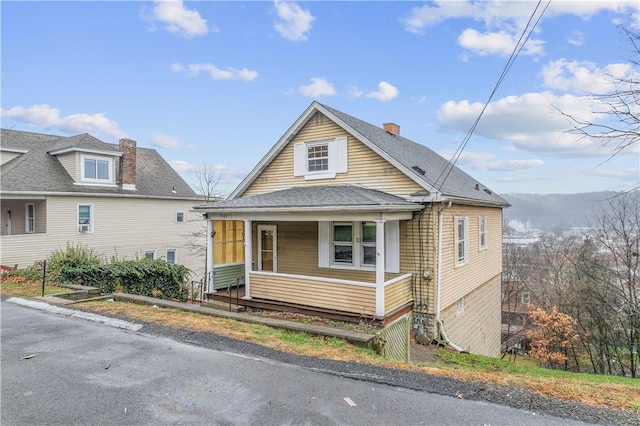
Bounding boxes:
[502,191,620,231]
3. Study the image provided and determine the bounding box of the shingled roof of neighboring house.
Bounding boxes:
[194,184,423,212]
[1,129,198,199]
[230,101,509,207]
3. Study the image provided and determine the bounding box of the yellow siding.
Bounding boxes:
[243,112,423,199]
[439,205,503,309]
[384,275,413,314]
[439,274,502,357]
[251,221,403,282]
[250,273,377,315]
[0,196,206,280]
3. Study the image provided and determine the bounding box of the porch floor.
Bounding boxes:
[205,285,412,326]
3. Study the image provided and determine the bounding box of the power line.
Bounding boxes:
[434,0,552,192]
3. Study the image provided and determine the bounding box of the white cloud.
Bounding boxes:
[297,77,336,97]
[171,62,258,81]
[1,104,126,140]
[366,81,399,102]
[169,160,197,173]
[439,150,544,172]
[273,0,315,42]
[566,30,585,46]
[401,1,636,58]
[540,59,632,94]
[458,29,544,57]
[150,133,194,149]
[141,1,210,38]
[435,91,626,157]
[402,1,636,35]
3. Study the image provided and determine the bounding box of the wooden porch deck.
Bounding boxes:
[205,285,413,326]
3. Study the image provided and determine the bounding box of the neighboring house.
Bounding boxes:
[0,129,205,281]
[501,279,539,354]
[194,102,509,356]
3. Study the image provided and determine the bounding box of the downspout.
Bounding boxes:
[436,200,468,353]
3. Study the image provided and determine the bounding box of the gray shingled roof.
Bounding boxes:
[194,185,422,211]
[318,103,509,206]
[1,129,198,199]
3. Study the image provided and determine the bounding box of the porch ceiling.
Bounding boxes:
[194,185,423,221]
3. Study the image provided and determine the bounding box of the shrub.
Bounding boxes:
[45,244,190,301]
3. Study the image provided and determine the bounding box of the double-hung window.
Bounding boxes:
[456,217,468,266]
[81,155,112,184]
[307,143,329,172]
[320,221,399,272]
[144,250,155,260]
[293,137,347,180]
[176,211,185,223]
[25,203,35,233]
[479,216,487,250]
[166,249,177,264]
[78,204,93,233]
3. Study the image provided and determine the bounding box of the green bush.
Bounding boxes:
[46,244,189,301]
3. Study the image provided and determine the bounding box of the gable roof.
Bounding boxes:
[1,128,198,199]
[230,101,509,207]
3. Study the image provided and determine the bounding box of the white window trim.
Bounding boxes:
[176,211,185,223]
[166,248,177,264]
[25,203,35,233]
[479,216,487,250]
[80,154,114,184]
[144,250,156,260]
[77,204,94,233]
[457,297,465,316]
[293,137,347,180]
[456,216,468,267]
[318,220,399,273]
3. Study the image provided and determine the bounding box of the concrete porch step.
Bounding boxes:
[201,299,244,313]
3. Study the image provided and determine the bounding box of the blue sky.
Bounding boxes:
[2,1,638,196]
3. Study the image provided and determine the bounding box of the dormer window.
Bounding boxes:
[81,155,113,184]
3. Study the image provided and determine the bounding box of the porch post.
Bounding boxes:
[206,219,215,293]
[375,219,386,317]
[243,219,252,299]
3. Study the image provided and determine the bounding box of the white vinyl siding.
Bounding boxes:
[318,220,399,273]
[293,137,347,180]
[25,203,35,233]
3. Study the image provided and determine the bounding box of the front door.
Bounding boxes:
[257,225,277,272]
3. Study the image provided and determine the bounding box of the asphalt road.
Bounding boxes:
[1,299,589,425]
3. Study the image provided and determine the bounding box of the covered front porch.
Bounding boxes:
[195,185,424,323]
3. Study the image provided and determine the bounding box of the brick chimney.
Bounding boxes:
[383,122,400,136]
[119,138,137,190]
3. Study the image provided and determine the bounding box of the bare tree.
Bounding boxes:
[193,162,224,203]
[560,28,639,160]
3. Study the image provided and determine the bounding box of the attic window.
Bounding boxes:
[81,155,113,184]
[293,137,347,180]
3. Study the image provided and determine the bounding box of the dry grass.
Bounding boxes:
[75,300,640,412]
[0,276,68,298]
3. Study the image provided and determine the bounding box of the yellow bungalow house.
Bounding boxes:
[195,102,509,357]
